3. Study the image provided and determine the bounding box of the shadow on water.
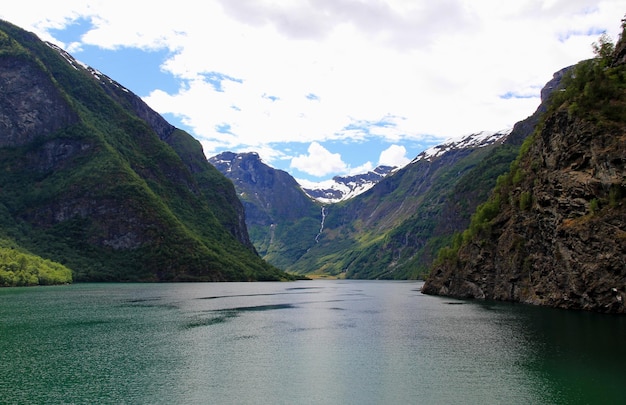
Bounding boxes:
[197,290,320,300]
[184,312,239,329]
[223,303,297,312]
[183,304,297,329]
[124,297,163,303]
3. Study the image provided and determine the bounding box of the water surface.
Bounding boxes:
[1,281,624,404]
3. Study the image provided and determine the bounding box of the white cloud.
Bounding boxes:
[290,142,348,177]
[348,161,375,175]
[379,145,410,168]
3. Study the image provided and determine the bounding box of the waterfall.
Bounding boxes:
[315,206,326,243]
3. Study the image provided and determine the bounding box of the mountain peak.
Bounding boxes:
[299,165,397,204]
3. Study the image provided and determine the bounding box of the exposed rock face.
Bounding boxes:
[0,57,78,147]
[210,152,318,226]
[424,111,626,312]
[423,44,626,313]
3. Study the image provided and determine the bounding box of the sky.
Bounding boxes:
[2,1,625,182]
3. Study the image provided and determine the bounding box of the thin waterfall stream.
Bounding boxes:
[315,206,326,243]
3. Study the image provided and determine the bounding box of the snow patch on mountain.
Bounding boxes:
[47,42,130,93]
[299,130,511,204]
[299,165,396,204]
[209,151,249,173]
[413,129,512,163]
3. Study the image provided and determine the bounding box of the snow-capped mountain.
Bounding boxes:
[297,130,511,204]
[413,129,512,163]
[298,165,397,204]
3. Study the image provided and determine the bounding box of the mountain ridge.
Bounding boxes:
[211,63,567,279]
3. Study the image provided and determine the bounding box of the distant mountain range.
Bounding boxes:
[213,130,513,206]
[208,58,572,281]
[209,119,543,279]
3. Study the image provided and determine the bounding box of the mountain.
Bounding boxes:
[299,165,396,203]
[296,67,568,279]
[208,65,568,280]
[287,128,516,278]
[361,68,570,279]
[0,20,290,282]
[413,130,510,162]
[423,30,626,313]
[209,151,322,270]
[210,129,519,277]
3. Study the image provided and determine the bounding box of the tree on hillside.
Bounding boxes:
[592,33,615,64]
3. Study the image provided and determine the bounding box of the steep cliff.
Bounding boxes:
[423,32,626,313]
[0,20,288,282]
[46,43,254,251]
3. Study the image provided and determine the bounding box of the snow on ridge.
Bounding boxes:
[210,158,233,166]
[46,42,130,93]
[413,129,512,163]
[46,42,81,70]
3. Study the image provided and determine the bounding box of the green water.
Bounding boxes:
[1,281,625,404]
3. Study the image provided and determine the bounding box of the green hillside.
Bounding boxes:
[0,20,290,283]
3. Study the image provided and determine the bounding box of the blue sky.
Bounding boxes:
[2,1,625,182]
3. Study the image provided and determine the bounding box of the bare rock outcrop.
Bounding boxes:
[0,57,78,147]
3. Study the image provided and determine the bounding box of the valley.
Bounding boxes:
[1,15,624,314]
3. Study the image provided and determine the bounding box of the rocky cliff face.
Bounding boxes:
[0,54,78,147]
[423,37,626,313]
